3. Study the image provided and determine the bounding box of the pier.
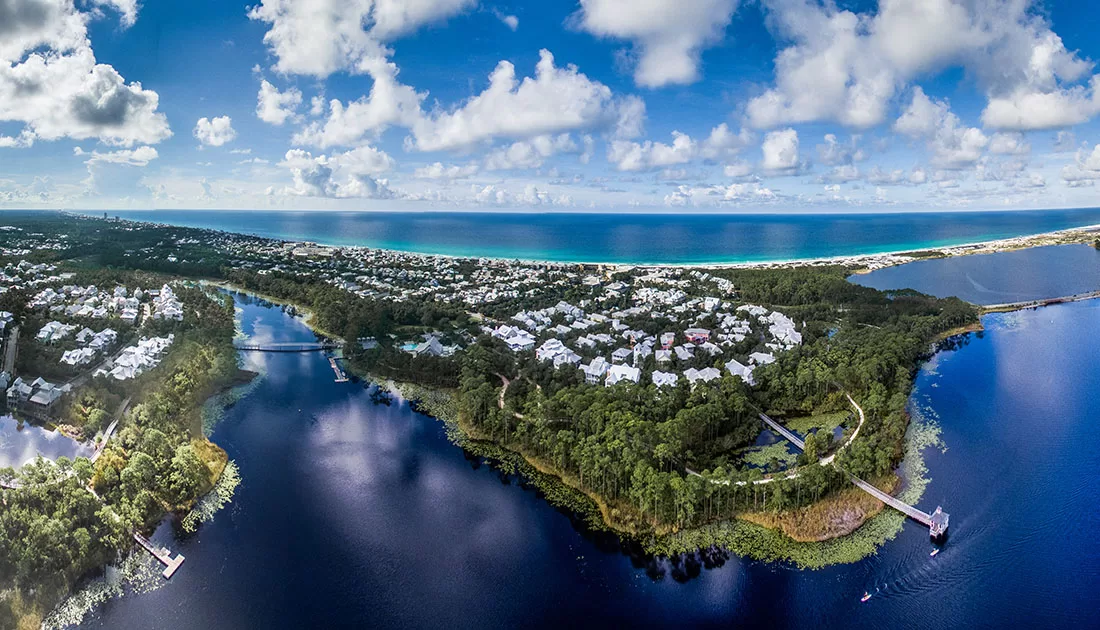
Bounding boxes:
[234,341,340,352]
[329,356,349,382]
[847,474,949,539]
[133,532,185,579]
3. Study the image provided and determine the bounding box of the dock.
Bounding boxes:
[133,532,185,579]
[329,357,349,382]
[848,474,949,539]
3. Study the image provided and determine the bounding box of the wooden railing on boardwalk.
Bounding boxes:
[758,412,805,450]
[847,474,932,526]
[133,532,185,579]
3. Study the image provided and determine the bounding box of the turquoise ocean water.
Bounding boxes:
[80,209,1100,264]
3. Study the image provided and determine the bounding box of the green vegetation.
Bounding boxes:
[739,442,800,469]
[449,266,975,540]
[0,273,242,626]
[785,411,850,434]
[231,247,975,550]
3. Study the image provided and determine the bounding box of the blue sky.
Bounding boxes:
[3,0,1100,212]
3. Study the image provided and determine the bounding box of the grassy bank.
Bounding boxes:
[740,475,898,542]
[934,320,985,341]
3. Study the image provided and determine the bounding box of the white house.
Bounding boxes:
[536,338,567,362]
[605,364,640,386]
[611,347,633,363]
[750,352,776,365]
[699,342,723,356]
[684,367,721,386]
[659,332,676,349]
[581,357,609,384]
[651,371,678,387]
[684,328,711,344]
[725,358,756,385]
[553,350,582,368]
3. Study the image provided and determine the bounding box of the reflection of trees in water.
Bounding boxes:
[454,446,732,584]
[933,331,975,354]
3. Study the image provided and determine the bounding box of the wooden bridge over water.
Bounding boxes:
[981,289,1100,313]
[233,341,340,352]
[759,412,805,450]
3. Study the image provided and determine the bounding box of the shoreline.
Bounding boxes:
[66,211,1100,271]
[190,239,1084,568]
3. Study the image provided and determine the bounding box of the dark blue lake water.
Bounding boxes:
[852,244,1100,305]
[77,292,1100,628]
[80,209,1100,264]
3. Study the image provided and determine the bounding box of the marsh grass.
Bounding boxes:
[42,552,166,630]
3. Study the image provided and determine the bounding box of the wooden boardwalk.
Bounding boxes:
[847,474,932,525]
[758,412,805,450]
[133,533,185,579]
[90,397,130,463]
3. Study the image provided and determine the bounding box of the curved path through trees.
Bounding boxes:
[688,393,867,487]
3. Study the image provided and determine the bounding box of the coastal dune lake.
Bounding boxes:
[852,244,1100,304]
[77,286,1100,628]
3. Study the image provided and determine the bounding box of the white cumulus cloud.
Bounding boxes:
[895,87,988,168]
[194,116,237,147]
[411,49,622,152]
[0,0,170,147]
[760,128,800,173]
[608,131,696,171]
[574,0,739,88]
[748,0,1100,132]
[280,145,396,198]
[247,0,474,78]
[256,80,303,126]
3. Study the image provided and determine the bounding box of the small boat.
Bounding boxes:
[861,592,872,603]
[930,548,940,557]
